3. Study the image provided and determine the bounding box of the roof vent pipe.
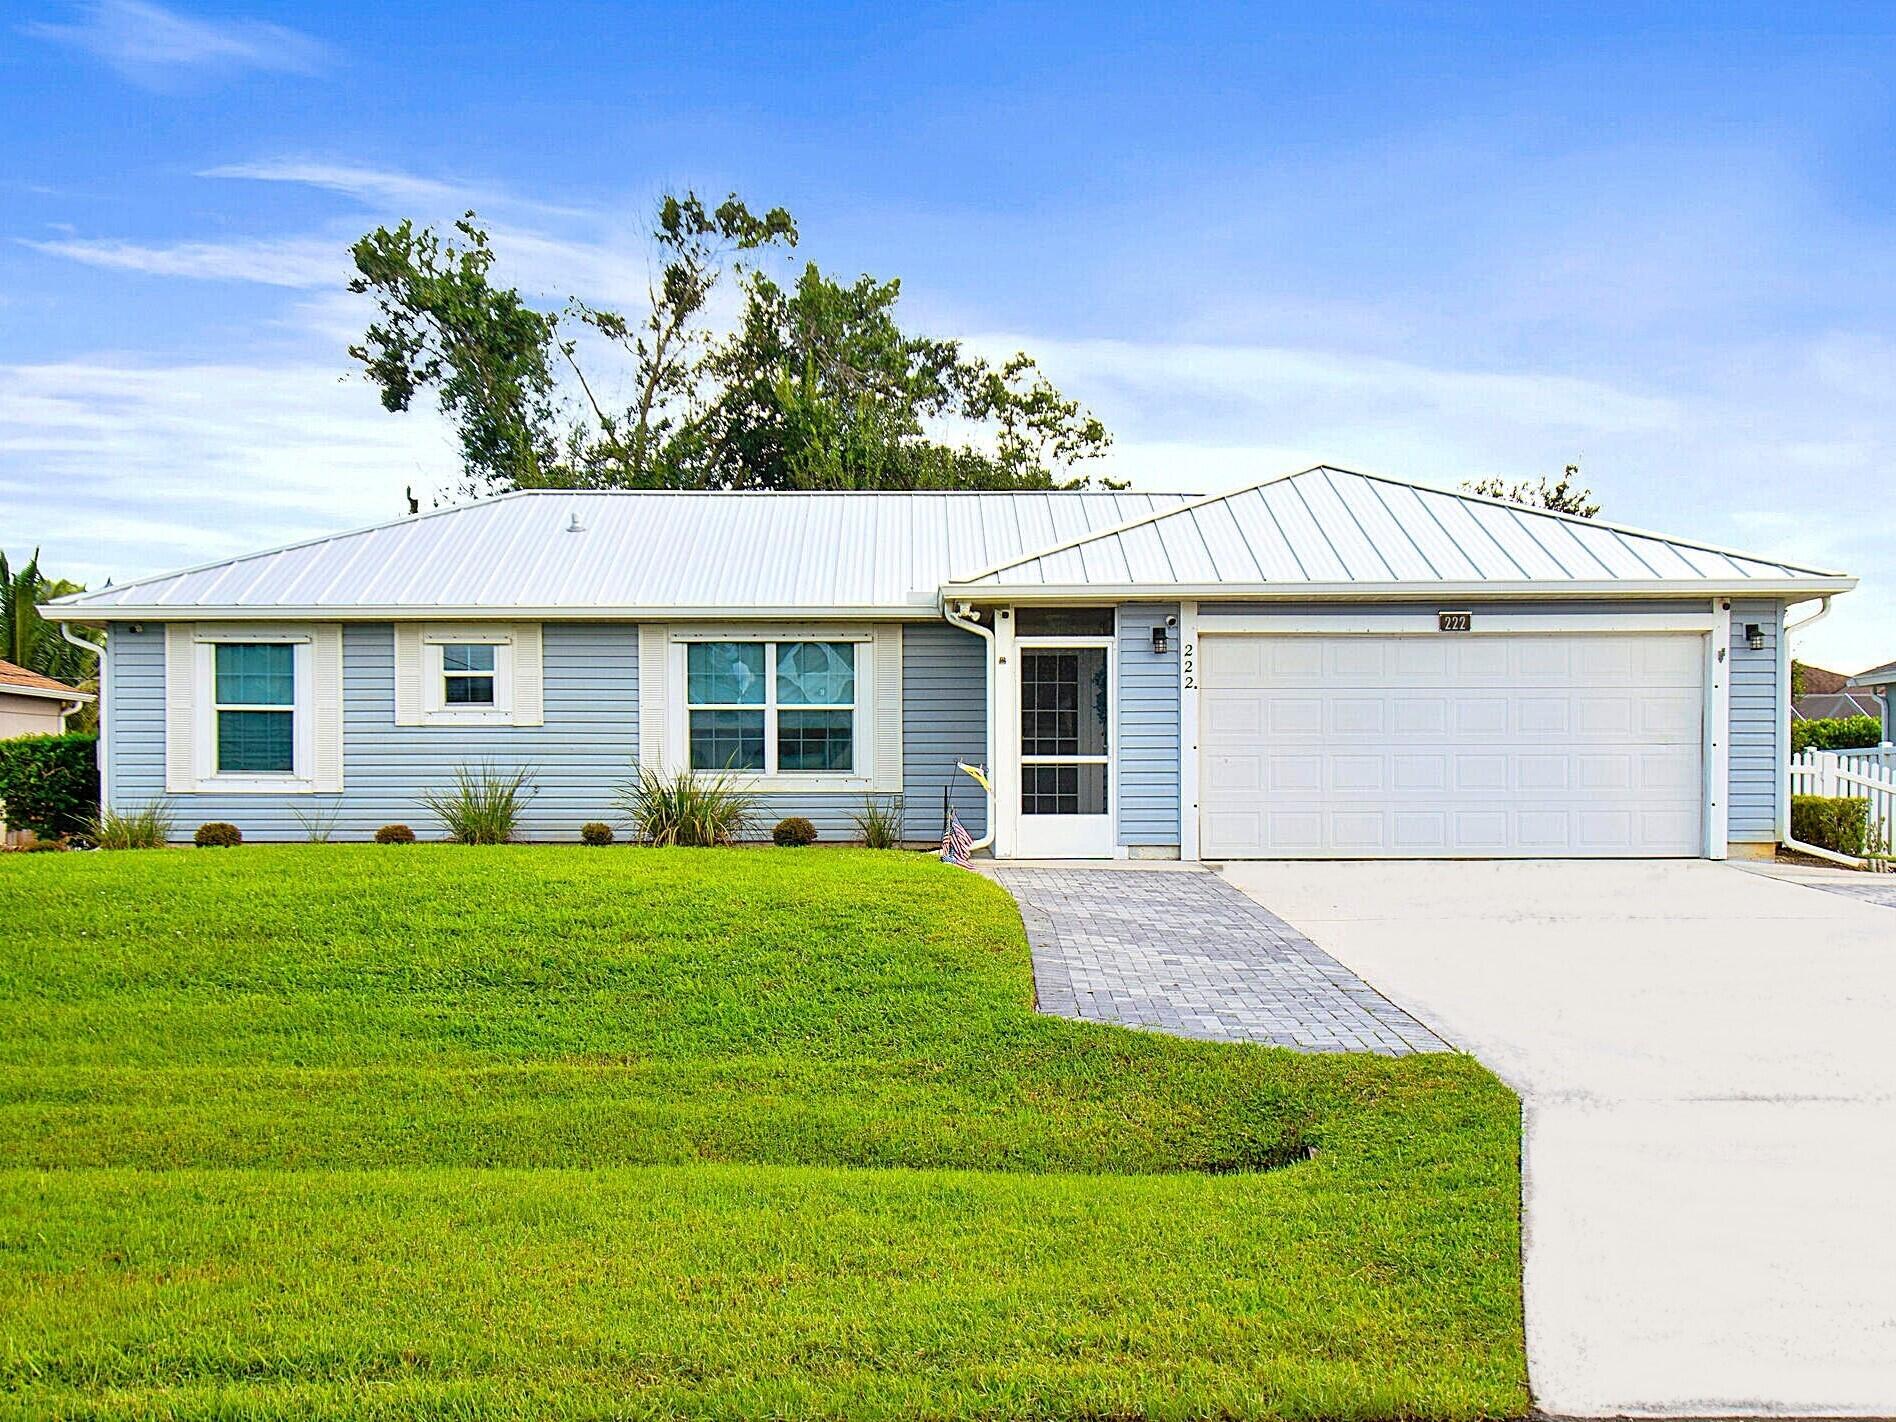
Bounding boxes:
[566,509,586,534]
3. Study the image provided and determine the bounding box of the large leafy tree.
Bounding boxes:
[348,192,1113,494]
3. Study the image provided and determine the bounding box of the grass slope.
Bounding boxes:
[0,846,1524,1420]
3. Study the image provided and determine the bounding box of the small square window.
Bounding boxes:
[442,643,498,707]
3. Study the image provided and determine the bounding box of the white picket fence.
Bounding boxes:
[1789,749,1896,858]
[1836,743,1896,775]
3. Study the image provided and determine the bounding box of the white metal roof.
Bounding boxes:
[1846,661,1896,689]
[947,466,1853,601]
[44,468,1852,622]
[44,489,1197,620]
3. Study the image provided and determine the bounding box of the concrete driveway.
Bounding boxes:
[1220,859,1896,1418]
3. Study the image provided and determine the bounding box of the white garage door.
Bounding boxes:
[1199,633,1705,858]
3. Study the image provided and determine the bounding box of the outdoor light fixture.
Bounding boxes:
[1152,623,1170,655]
[1746,623,1765,651]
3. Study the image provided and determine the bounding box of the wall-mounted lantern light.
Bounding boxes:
[1152,623,1170,655]
[1745,623,1766,651]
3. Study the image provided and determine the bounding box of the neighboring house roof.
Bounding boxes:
[0,658,93,702]
[42,465,1854,622]
[1847,660,1896,689]
[1797,663,1851,695]
[1792,692,1882,721]
[949,466,1853,599]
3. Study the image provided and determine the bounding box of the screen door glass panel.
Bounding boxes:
[1019,647,1109,815]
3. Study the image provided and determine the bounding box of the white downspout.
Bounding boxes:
[60,623,105,811]
[1779,597,1866,865]
[940,597,996,852]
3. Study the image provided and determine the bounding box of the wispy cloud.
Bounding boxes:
[19,234,341,287]
[23,0,328,88]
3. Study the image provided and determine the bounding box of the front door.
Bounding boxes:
[1015,641,1114,857]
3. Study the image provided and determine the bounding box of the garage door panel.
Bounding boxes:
[1199,632,1704,859]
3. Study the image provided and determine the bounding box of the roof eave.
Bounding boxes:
[40,601,949,625]
[0,681,94,702]
[940,577,1859,603]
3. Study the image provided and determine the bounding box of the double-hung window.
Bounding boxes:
[686,641,856,774]
[442,643,497,705]
[213,642,297,775]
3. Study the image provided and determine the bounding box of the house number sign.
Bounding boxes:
[1181,642,1196,690]
[1437,610,1473,632]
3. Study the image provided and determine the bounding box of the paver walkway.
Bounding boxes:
[989,866,1449,1055]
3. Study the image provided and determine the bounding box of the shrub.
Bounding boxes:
[616,768,756,847]
[852,793,904,849]
[1792,715,1884,755]
[773,816,818,847]
[1791,794,1871,857]
[193,822,242,848]
[419,765,535,844]
[0,733,98,840]
[580,821,614,846]
[374,823,417,844]
[291,804,342,843]
[84,799,173,850]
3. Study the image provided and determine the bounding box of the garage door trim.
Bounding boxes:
[1177,601,1730,862]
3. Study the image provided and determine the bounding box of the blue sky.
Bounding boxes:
[4,0,1892,669]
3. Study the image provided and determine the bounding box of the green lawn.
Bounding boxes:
[0,845,1525,1420]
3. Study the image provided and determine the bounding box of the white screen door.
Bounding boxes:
[1015,642,1114,857]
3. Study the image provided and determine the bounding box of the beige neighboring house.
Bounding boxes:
[0,659,93,844]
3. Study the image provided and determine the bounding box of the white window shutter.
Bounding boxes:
[872,623,903,792]
[638,625,669,775]
[393,624,423,725]
[510,623,544,726]
[164,623,197,793]
[311,625,344,792]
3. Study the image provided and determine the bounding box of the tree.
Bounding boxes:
[688,263,1110,488]
[2,550,94,684]
[1462,463,1600,518]
[349,216,563,495]
[348,192,1113,494]
[2,551,99,733]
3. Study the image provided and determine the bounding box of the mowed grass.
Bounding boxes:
[0,846,1525,1420]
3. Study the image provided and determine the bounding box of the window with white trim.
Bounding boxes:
[213,642,297,775]
[422,636,514,720]
[686,640,856,774]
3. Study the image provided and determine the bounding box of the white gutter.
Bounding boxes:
[59,624,105,812]
[939,598,997,853]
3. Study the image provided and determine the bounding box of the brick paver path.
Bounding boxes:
[990,866,1450,1055]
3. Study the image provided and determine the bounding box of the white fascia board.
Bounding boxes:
[941,578,1858,603]
[41,602,948,625]
[0,681,94,702]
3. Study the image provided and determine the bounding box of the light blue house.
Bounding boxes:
[1844,661,1895,744]
[44,466,1854,860]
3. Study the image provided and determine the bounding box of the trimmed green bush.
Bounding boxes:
[773,816,818,847]
[374,823,417,844]
[193,822,242,848]
[580,821,614,846]
[1792,715,1884,755]
[1791,794,1870,857]
[0,732,98,839]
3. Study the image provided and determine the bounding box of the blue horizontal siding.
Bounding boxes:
[901,621,989,842]
[110,622,638,840]
[107,618,991,846]
[1728,599,1783,841]
[1116,603,1180,847]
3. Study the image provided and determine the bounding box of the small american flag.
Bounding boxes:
[941,806,974,867]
